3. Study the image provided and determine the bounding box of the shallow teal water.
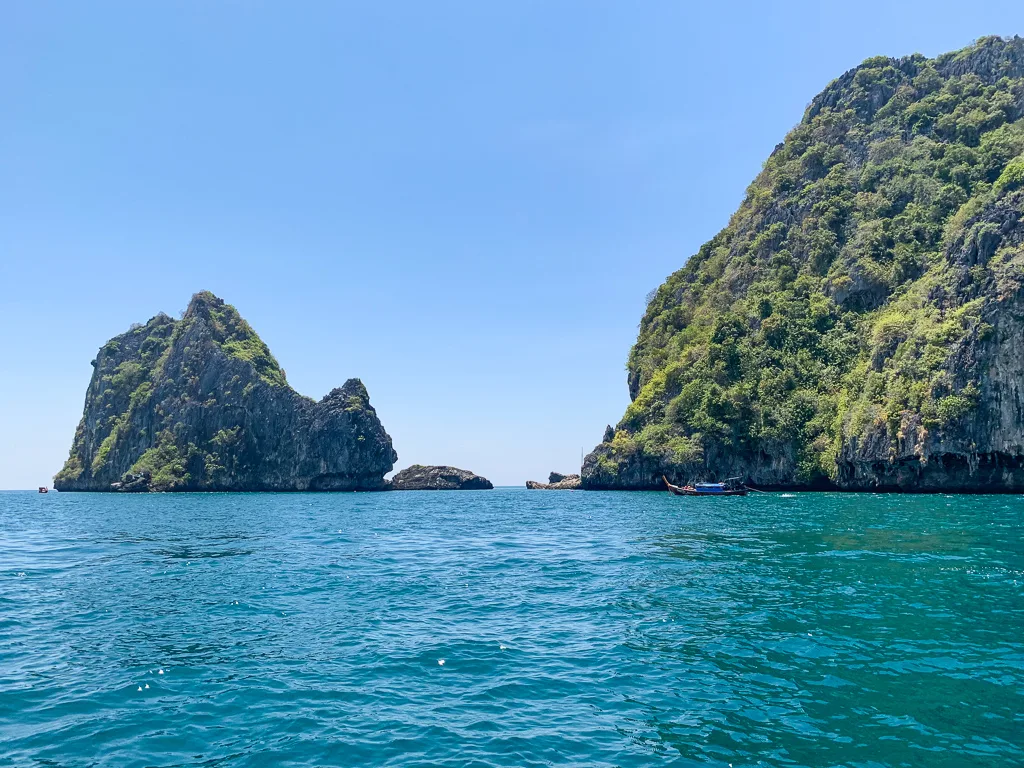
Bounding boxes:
[0,489,1021,767]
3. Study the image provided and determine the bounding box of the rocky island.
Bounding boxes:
[389,465,493,490]
[584,36,1024,492]
[526,472,582,490]
[54,291,397,492]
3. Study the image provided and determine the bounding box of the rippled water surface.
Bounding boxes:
[1,490,1022,767]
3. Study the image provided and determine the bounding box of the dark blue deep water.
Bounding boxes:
[1,489,1021,767]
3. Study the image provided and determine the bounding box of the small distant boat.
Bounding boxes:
[38,486,49,494]
[663,476,748,496]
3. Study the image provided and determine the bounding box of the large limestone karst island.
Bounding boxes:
[54,292,397,492]
[584,35,1024,492]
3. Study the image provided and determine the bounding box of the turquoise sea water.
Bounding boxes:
[0,489,1021,767]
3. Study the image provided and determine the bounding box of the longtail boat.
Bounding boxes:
[663,476,748,496]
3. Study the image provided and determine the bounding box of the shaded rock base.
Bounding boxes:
[390,465,493,490]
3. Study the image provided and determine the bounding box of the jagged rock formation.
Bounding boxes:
[54,292,397,492]
[584,36,1024,492]
[389,465,493,490]
[526,472,582,490]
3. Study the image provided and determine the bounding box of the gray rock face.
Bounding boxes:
[835,191,1024,491]
[54,292,397,492]
[584,190,1024,492]
[526,473,582,490]
[582,441,815,491]
[582,37,1024,493]
[389,465,493,490]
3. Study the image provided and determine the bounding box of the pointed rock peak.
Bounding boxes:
[185,290,225,317]
[179,291,286,387]
[181,291,229,336]
[322,379,374,413]
[340,378,369,400]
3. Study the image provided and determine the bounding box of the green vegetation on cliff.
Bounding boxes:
[55,294,287,489]
[55,292,396,492]
[202,292,288,388]
[586,36,1024,490]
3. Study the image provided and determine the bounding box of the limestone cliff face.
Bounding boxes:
[583,36,1024,492]
[836,189,1024,490]
[54,292,397,492]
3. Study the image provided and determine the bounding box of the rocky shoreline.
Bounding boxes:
[526,472,581,490]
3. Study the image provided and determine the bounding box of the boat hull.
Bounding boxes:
[676,488,748,496]
[663,476,748,496]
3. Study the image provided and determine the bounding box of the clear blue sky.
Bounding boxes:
[2,2,1021,488]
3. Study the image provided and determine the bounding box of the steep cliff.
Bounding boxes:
[54,292,397,491]
[584,35,1024,491]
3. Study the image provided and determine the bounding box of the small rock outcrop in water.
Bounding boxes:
[54,291,397,492]
[389,465,493,490]
[584,36,1024,492]
[526,472,582,490]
